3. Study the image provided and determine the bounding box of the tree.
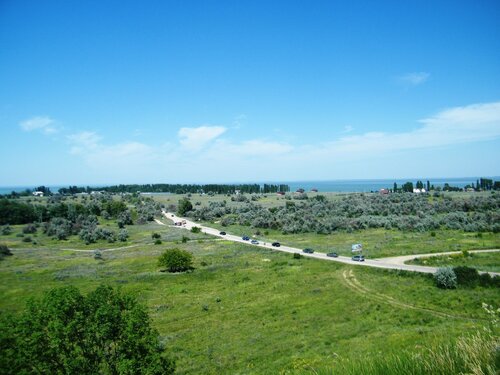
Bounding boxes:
[158,248,193,273]
[0,285,175,374]
[177,198,193,216]
[426,180,430,191]
[402,182,414,193]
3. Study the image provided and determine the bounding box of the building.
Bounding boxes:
[32,191,44,197]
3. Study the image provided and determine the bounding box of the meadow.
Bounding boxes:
[406,251,500,273]
[1,220,498,374]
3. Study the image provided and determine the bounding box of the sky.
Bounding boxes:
[1,0,499,186]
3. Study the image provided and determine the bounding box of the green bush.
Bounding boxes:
[478,273,492,287]
[1,225,12,235]
[453,266,480,287]
[0,285,175,374]
[0,244,13,260]
[22,224,37,234]
[158,248,194,273]
[293,253,303,260]
[434,267,457,289]
[190,226,201,233]
[151,232,161,239]
[154,239,162,245]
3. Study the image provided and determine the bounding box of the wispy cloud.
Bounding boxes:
[62,101,500,182]
[67,131,154,170]
[342,125,354,134]
[398,72,430,86]
[178,126,226,151]
[19,116,58,134]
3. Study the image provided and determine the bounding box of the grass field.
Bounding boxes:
[406,251,500,273]
[190,222,500,258]
[1,223,497,374]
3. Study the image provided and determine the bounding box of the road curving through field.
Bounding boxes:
[164,211,500,277]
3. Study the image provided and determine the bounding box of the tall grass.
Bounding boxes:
[291,330,498,375]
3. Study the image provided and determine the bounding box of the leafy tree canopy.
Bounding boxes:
[0,285,175,375]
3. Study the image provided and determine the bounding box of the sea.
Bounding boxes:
[0,177,497,195]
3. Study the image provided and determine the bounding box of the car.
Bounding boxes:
[219,231,226,235]
[326,252,338,257]
[303,248,314,254]
[352,255,365,262]
[272,242,280,247]
[242,236,250,241]
[251,239,259,244]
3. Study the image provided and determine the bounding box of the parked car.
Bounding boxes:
[251,239,259,244]
[242,236,250,241]
[352,255,365,262]
[219,231,226,235]
[303,248,314,254]
[326,252,338,257]
[272,242,280,247]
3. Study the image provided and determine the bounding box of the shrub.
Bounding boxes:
[154,239,162,245]
[22,224,37,234]
[158,248,194,273]
[22,236,32,243]
[191,226,201,233]
[151,232,161,239]
[293,253,303,259]
[0,244,13,260]
[435,267,457,289]
[453,266,480,287]
[181,235,189,243]
[478,273,492,287]
[118,228,129,242]
[1,225,12,235]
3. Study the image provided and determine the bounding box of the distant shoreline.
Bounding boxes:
[1,177,498,195]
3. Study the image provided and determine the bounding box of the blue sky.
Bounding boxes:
[1,0,499,185]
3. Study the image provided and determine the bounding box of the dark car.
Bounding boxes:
[303,248,314,254]
[352,255,365,262]
[219,231,226,235]
[242,236,250,241]
[326,252,338,257]
[272,242,280,247]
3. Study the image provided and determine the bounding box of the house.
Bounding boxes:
[379,188,389,195]
[413,188,426,194]
[296,188,305,193]
[311,188,318,192]
[32,191,44,197]
[276,191,285,196]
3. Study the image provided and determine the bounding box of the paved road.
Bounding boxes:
[163,211,500,276]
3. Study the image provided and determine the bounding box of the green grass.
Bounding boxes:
[406,251,500,273]
[193,222,500,258]
[1,224,497,374]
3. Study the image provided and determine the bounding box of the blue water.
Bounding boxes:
[284,177,496,193]
[0,177,496,195]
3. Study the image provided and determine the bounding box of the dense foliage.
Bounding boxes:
[0,285,175,374]
[56,183,291,194]
[158,248,194,272]
[434,267,458,289]
[189,192,500,233]
[0,244,13,260]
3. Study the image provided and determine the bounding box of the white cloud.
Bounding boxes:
[62,101,500,182]
[398,72,430,86]
[19,116,58,134]
[67,131,154,170]
[178,126,226,151]
[306,101,500,159]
